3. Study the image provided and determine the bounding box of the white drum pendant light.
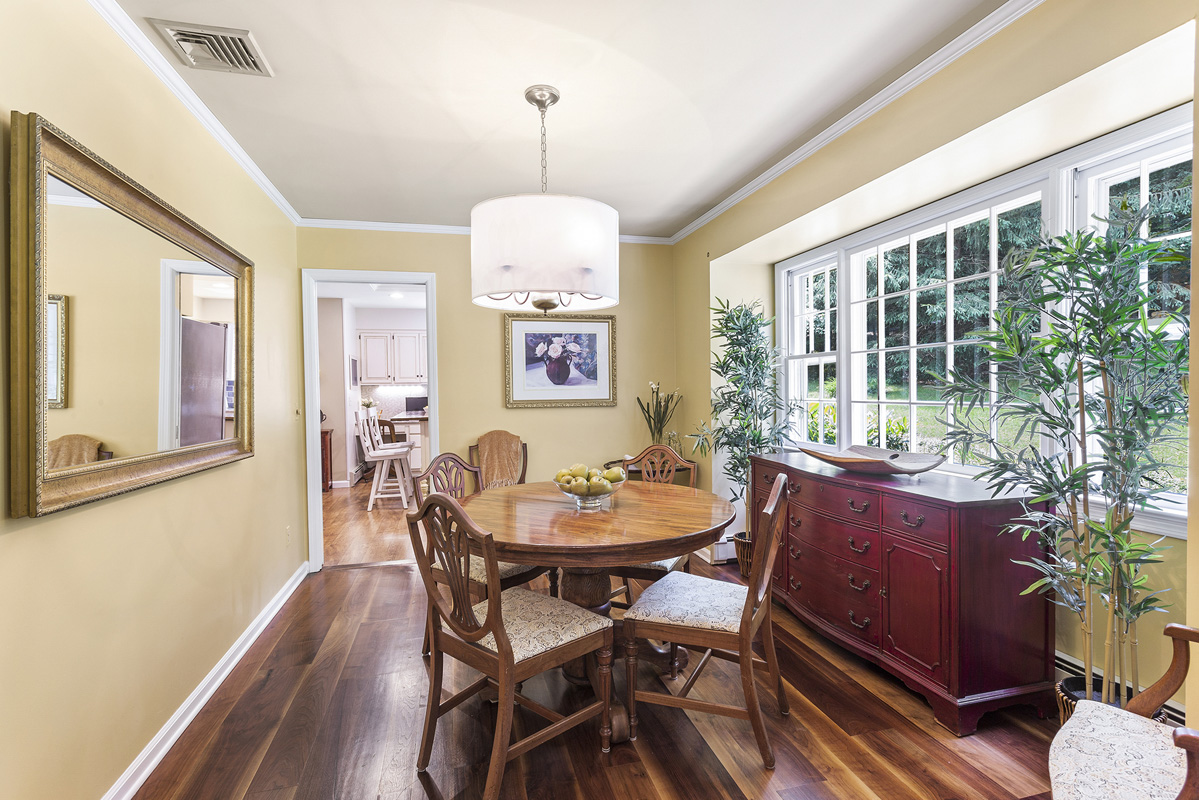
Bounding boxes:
[471,85,619,313]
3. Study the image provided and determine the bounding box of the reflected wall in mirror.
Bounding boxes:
[9,112,254,517]
[45,294,67,409]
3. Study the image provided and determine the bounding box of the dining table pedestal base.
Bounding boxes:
[558,566,689,744]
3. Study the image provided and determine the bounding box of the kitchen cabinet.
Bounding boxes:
[751,452,1055,735]
[358,329,427,385]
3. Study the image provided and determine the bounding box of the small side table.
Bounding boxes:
[320,429,333,492]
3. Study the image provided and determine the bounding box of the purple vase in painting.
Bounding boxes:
[545,356,571,385]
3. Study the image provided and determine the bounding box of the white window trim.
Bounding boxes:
[775,105,1193,540]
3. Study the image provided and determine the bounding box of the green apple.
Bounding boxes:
[589,476,607,495]
[570,477,589,496]
[602,467,625,483]
[554,469,572,484]
[588,468,602,480]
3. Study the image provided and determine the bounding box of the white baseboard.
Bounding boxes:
[331,480,351,489]
[696,533,737,565]
[101,561,310,800]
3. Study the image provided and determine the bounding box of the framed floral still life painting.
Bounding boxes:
[504,313,616,408]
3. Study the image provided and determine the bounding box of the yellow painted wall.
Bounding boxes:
[0,2,307,799]
[297,229,676,479]
[44,202,195,457]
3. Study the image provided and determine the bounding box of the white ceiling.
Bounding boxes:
[316,281,427,309]
[114,0,1006,238]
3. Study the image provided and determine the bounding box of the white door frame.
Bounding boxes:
[300,268,439,572]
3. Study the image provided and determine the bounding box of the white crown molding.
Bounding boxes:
[101,561,309,800]
[296,217,471,235]
[295,217,671,244]
[667,0,1047,245]
[94,0,1042,247]
[47,195,104,208]
[87,0,303,225]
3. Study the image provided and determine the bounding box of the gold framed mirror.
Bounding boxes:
[9,112,254,517]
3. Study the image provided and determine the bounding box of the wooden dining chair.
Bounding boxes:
[468,430,528,488]
[1049,623,1199,800]
[609,445,699,640]
[354,411,412,511]
[623,472,790,769]
[408,493,614,800]
[413,452,555,655]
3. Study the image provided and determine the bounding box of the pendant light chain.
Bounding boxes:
[540,106,548,194]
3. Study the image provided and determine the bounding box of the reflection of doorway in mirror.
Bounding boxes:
[159,259,238,449]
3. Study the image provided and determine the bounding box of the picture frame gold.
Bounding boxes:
[504,313,616,408]
[8,112,255,517]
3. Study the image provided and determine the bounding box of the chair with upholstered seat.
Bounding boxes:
[409,492,613,800]
[608,445,699,676]
[623,472,790,769]
[1049,623,1199,800]
[414,452,555,655]
[469,430,528,489]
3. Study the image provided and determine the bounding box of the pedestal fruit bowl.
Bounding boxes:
[553,463,626,511]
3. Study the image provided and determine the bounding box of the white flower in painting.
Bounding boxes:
[566,343,582,354]
[535,342,547,357]
[547,342,563,359]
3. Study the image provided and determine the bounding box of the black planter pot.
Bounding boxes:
[1055,675,1167,725]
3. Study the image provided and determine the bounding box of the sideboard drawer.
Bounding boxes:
[881,496,950,548]
[792,479,880,526]
[787,537,880,647]
[788,502,880,570]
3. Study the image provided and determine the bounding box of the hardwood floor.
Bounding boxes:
[322,480,415,567]
[133,559,1057,800]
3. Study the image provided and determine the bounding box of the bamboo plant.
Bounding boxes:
[943,204,1188,706]
[691,299,796,502]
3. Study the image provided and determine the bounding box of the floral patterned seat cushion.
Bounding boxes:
[624,570,747,633]
[448,587,611,663]
[432,558,540,584]
[623,555,687,572]
[1049,700,1185,800]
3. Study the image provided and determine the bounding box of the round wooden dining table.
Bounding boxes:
[459,480,735,611]
[459,480,736,743]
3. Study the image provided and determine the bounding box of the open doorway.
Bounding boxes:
[300,269,439,571]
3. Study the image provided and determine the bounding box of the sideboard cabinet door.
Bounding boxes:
[880,532,950,688]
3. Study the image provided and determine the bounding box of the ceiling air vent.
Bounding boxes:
[148,18,273,77]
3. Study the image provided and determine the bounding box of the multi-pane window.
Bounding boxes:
[777,109,1191,512]
[847,194,1042,465]
[785,261,838,446]
[1077,143,1192,494]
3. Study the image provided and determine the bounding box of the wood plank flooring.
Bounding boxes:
[134,559,1058,799]
[322,481,415,567]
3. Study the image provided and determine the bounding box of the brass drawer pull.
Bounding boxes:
[789,545,801,559]
[788,481,801,493]
[789,514,802,528]
[900,510,926,528]
[762,472,774,484]
[848,611,871,629]
[789,576,802,591]
[847,574,870,592]
[847,537,871,554]
[847,498,870,514]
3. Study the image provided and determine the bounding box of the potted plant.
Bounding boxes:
[637,382,683,447]
[943,204,1188,719]
[691,299,796,576]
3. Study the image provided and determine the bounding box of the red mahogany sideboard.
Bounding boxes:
[750,452,1055,735]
